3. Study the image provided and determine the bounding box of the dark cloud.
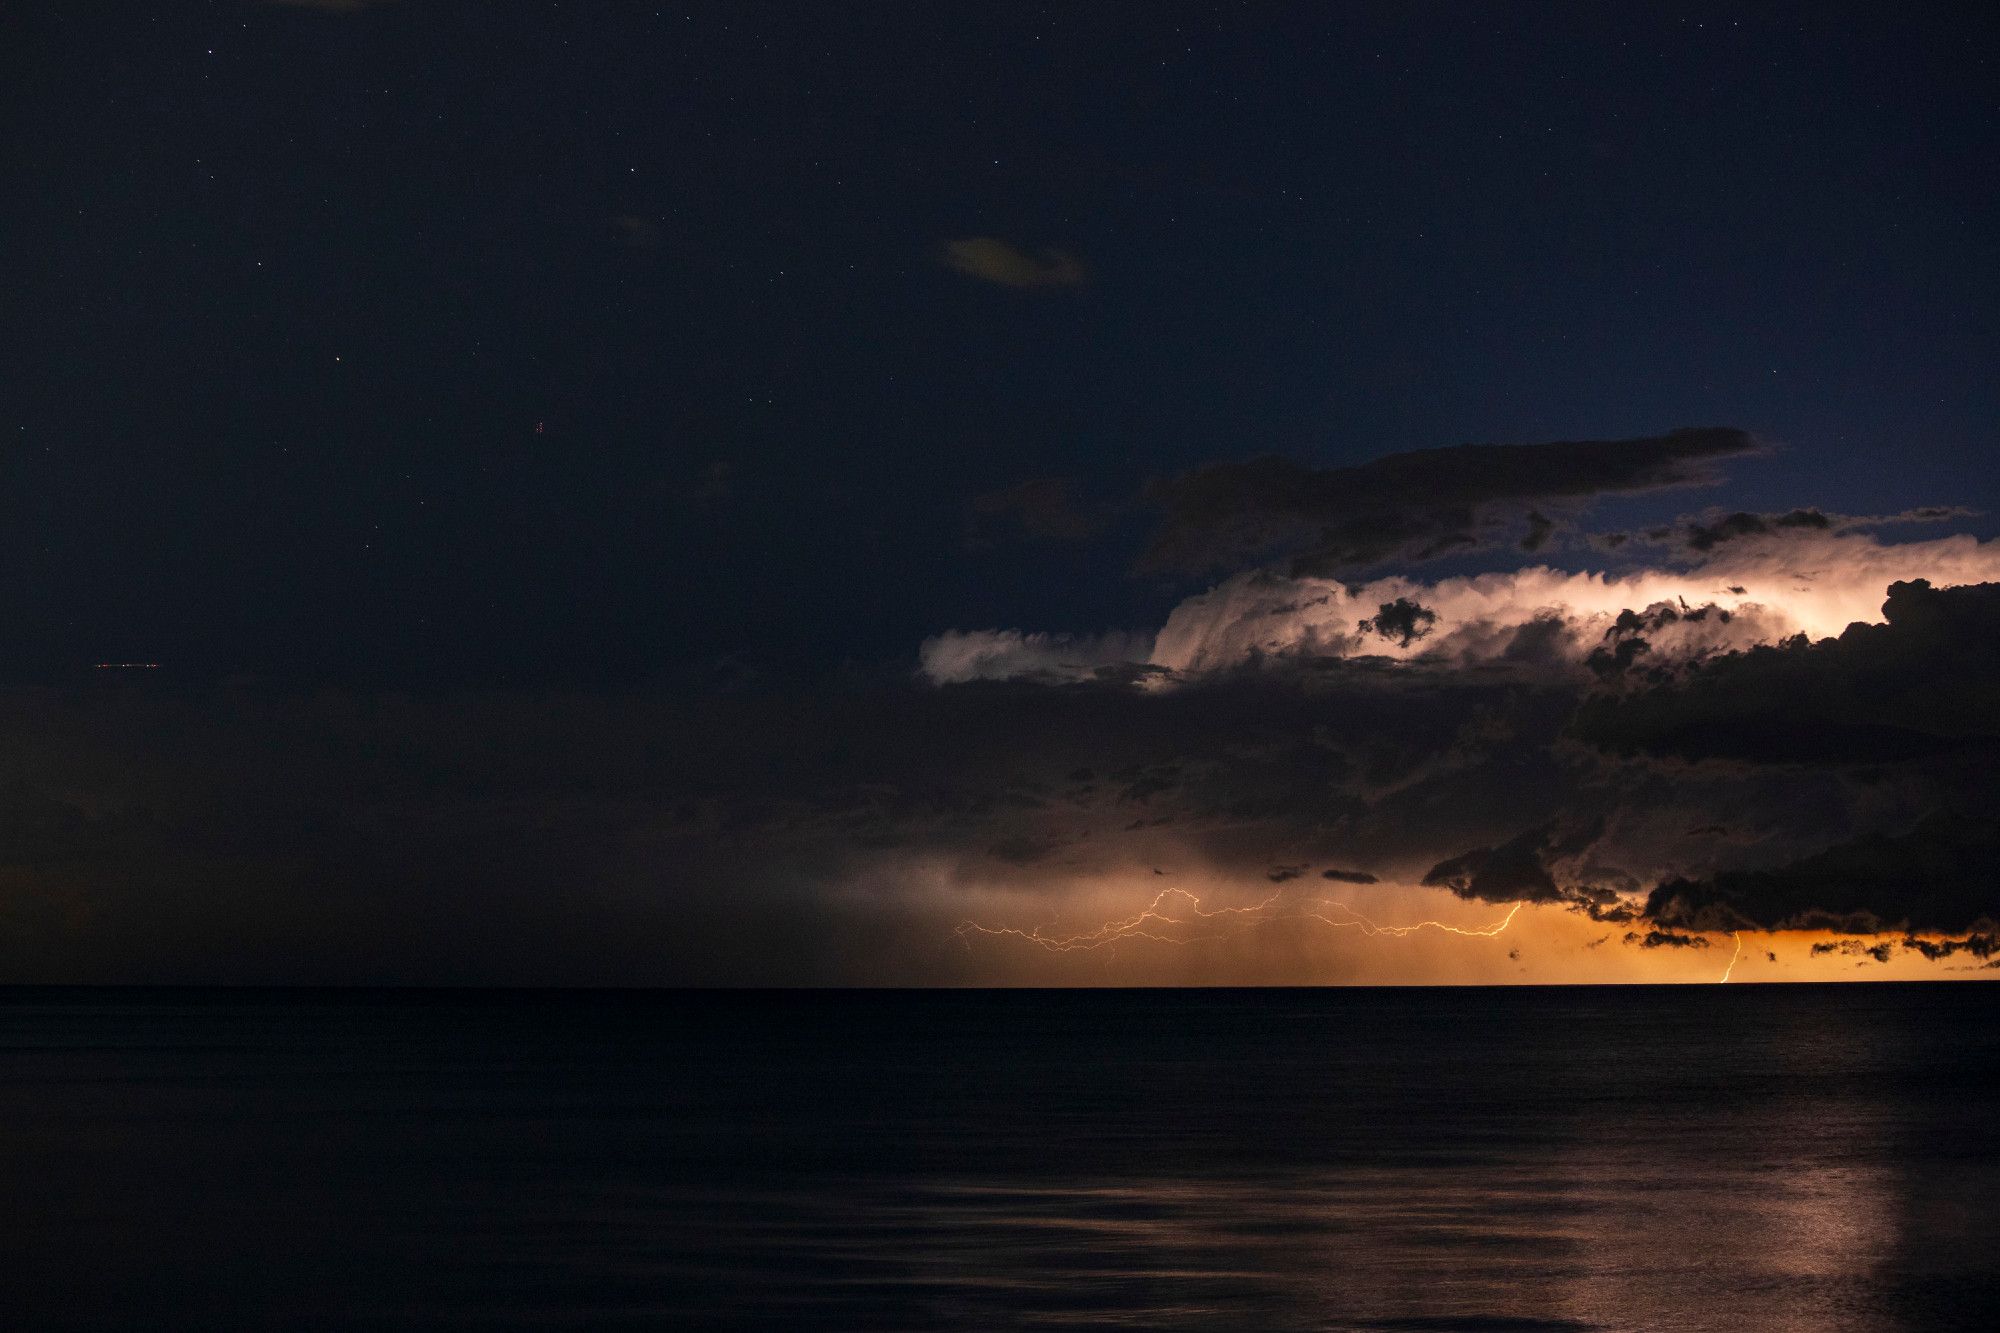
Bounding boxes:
[1683,508,1833,552]
[1358,597,1438,649]
[1140,427,1759,575]
[1648,812,2000,935]
[1641,504,1979,555]
[1608,504,1984,556]
[1625,929,1711,949]
[1422,824,1582,904]
[1579,898,1642,925]
[1584,601,1734,680]
[0,660,1589,982]
[1499,614,1579,667]
[1810,939,1896,963]
[1586,634,1652,680]
[1899,932,1998,961]
[12,573,1996,981]
[941,238,1089,288]
[1574,579,2000,765]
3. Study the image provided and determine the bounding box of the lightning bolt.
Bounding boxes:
[956,886,1523,953]
[1718,931,1743,983]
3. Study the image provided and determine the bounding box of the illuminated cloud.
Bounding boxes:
[925,529,2000,685]
[941,237,1089,288]
[6,564,1997,984]
[918,628,1156,684]
[913,511,2000,972]
[4,417,1994,983]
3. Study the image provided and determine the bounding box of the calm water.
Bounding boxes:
[3,986,1998,1331]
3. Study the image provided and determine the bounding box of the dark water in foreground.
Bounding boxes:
[4,986,1998,1332]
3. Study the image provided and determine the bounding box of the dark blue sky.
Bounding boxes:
[7,1,1995,685]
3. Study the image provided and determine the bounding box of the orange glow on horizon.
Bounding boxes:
[1719,932,1743,983]
[940,875,1996,986]
[956,886,1522,953]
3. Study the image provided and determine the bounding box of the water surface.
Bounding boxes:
[4,985,1997,1330]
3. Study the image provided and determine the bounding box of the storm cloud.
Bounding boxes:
[1140,427,1759,576]
[1646,814,2000,935]
[1574,578,2000,766]
[9,435,1998,982]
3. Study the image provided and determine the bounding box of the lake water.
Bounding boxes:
[4,985,1997,1330]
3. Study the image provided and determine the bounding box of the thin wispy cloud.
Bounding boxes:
[266,0,400,12]
[942,237,1089,288]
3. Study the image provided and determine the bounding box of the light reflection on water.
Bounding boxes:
[543,1161,1904,1331]
[2,986,1996,1330]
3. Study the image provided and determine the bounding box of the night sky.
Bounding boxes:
[4,2,1998,984]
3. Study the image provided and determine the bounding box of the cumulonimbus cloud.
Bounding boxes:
[922,529,2000,685]
[1573,577,2000,766]
[914,503,2000,960]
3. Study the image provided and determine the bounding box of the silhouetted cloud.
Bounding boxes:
[1358,597,1437,649]
[1899,932,1998,961]
[1423,824,1582,904]
[1629,503,1978,556]
[1649,813,2000,935]
[1683,507,1833,552]
[1574,578,2000,765]
[1626,928,1711,949]
[1810,939,1896,963]
[1141,427,1759,575]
